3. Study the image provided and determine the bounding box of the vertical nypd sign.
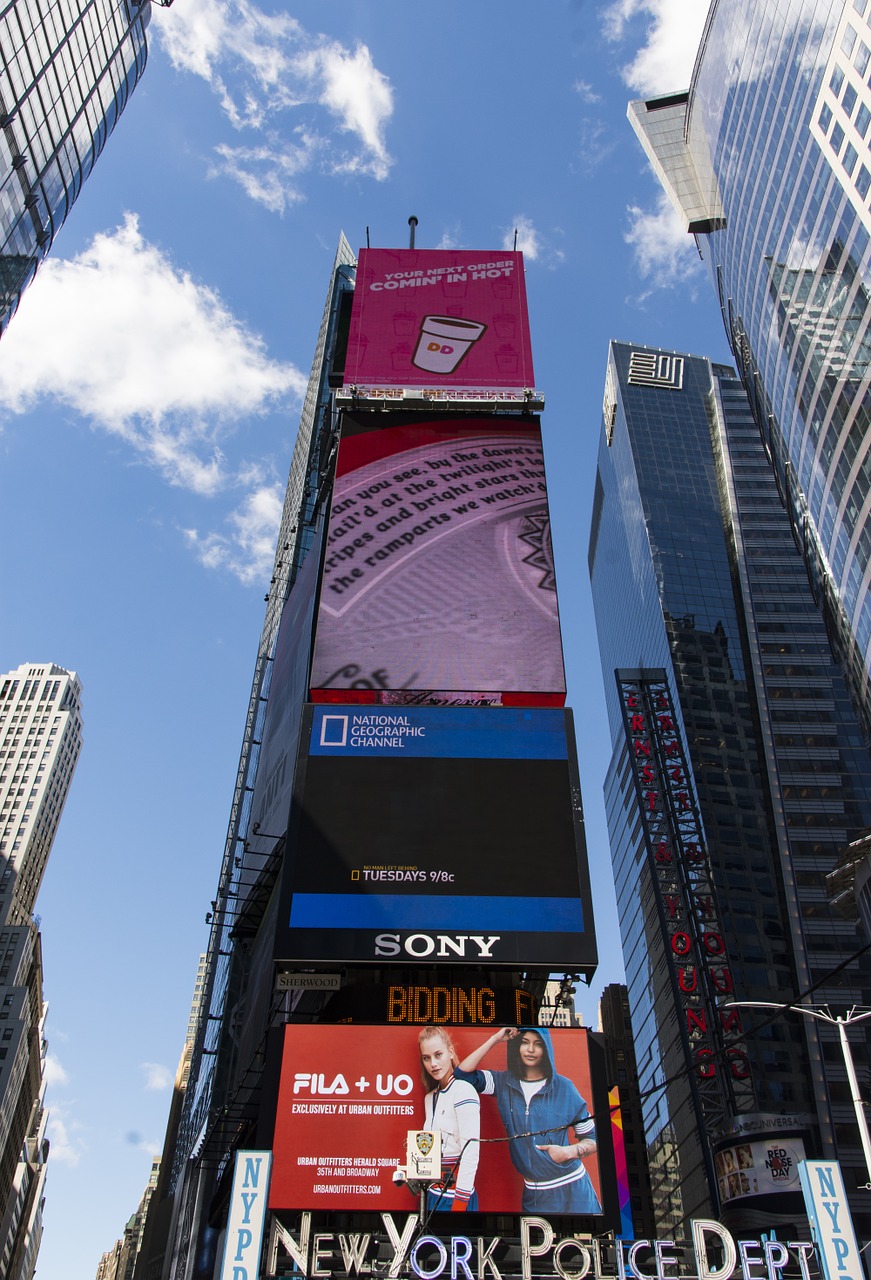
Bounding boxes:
[798,1160,862,1280]
[220,1150,272,1280]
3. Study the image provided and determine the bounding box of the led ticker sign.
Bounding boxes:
[617,671,753,1132]
[275,704,597,970]
[320,983,539,1026]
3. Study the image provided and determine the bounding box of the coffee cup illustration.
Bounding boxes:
[412,315,487,374]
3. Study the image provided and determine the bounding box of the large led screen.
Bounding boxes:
[343,249,534,393]
[268,1024,604,1216]
[275,705,596,969]
[309,414,565,705]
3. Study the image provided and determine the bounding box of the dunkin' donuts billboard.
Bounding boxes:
[310,413,565,705]
[343,249,534,395]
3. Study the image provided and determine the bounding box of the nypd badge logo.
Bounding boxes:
[416,1132,435,1156]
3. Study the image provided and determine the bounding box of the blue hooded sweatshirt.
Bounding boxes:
[455,1027,601,1214]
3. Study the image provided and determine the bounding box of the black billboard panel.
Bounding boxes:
[275,705,597,970]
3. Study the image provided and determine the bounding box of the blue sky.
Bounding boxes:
[0,0,734,1273]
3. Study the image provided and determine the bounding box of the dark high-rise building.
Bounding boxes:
[628,0,871,735]
[141,238,611,1280]
[589,341,871,1238]
[0,0,164,335]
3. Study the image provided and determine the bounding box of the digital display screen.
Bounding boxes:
[343,248,534,393]
[309,414,565,704]
[275,705,596,969]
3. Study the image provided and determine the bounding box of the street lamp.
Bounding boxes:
[725,1001,871,1189]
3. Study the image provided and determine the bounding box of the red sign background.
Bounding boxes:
[269,1025,600,1213]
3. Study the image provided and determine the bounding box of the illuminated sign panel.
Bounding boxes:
[219,1151,271,1280]
[320,983,539,1026]
[799,1160,862,1280]
[268,1025,603,1215]
[309,413,565,706]
[343,249,534,396]
[275,705,596,969]
[617,671,753,1133]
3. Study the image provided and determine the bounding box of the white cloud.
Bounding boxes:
[0,214,304,496]
[309,44,393,178]
[624,190,702,294]
[141,1062,174,1092]
[603,0,707,96]
[184,482,284,584]
[501,216,565,269]
[153,0,393,190]
[209,133,320,213]
[44,1054,69,1088]
[46,1104,85,1167]
[503,215,541,261]
[573,79,601,103]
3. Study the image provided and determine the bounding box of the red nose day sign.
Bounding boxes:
[343,249,535,394]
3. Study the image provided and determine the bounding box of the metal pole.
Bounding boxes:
[838,1016,871,1188]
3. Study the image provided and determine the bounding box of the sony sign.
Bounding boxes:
[266,1215,822,1280]
[374,933,502,958]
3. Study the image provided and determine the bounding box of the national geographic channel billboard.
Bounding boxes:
[343,249,534,395]
[275,705,596,970]
[309,414,565,705]
[268,1024,606,1216]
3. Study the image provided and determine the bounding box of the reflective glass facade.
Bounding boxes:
[589,342,871,1236]
[630,0,871,738]
[0,0,151,334]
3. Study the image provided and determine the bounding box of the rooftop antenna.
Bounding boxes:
[408,215,418,249]
[513,227,518,251]
[366,225,370,249]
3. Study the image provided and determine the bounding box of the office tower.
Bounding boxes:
[130,956,205,1280]
[97,1159,159,1280]
[149,238,609,1280]
[589,342,871,1239]
[0,664,82,924]
[598,984,656,1239]
[0,0,161,336]
[0,664,81,1278]
[627,0,871,734]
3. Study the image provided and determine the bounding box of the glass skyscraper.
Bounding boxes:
[0,0,158,335]
[629,0,871,735]
[589,341,871,1238]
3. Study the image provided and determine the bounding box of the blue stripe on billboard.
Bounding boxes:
[309,705,568,759]
[288,894,584,931]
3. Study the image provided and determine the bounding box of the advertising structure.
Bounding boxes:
[244,532,323,889]
[275,704,596,970]
[268,1025,603,1216]
[310,414,565,704]
[715,1136,805,1206]
[342,249,534,398]
[799,1160,862,1280]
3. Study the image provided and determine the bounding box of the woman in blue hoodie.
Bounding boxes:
[456,1026,601,1214]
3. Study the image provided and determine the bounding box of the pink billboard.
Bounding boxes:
[343,249,534,394]
[309,413,565,705]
